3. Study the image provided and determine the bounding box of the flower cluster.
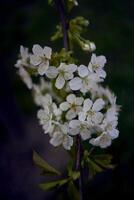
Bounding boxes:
[15,44,120,150]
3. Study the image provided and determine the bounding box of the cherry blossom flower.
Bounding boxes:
[37,107,53,134]
[46,63,77,89]
[18,67,32,89]
[89,132,112,148]
[69,120,93,140]
[30,44,52,75]
[69,65,101,93]
[60,94,84,120]
[50,124,73,150]
[88,54,107,78]
[15,46,29,68]
[79,98,105,125]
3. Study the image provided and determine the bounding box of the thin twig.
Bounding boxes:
[54,0,69,49]
[76,135,83,200]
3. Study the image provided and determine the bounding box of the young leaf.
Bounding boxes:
[33,151,61,176]
[39,178,69,191]
[68,181,80,200]
[94,154,115,169]
[88,158,104,175]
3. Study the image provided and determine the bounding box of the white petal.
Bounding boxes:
[18,67,32,89]
[43,46,52,59]
[64,71,74,80]
[89,138,98,146]
[75,106,82,114]
[67,64,77,73]
[50,132,63,147]
[66,94,76,104]
[76,97,84,105]
[83,99,93,112]
[30,55,41,66]
[69,128,79,136]
[42,94,52,106]
[45,66,58,79]
[69,77,82,91]
[80,129,91,140]
[55,74,65,89]
[97,69,106,78]
[108,129,119,139]
[88,63,93,72]
[20,46,28,59]
[92,98,105,112]
[60,102,70,111]
[97,55,106,67]
[32,44,44,56]
[63,135,73,150]
[78,65,89,77]
[66,109,77,120]
[38,62,49,75]
[60,124,68,134]
[58,62,66,70]
[69,120,80,129]
[90,54,96,64]
[78,111,87,121]
[92,112,103,124]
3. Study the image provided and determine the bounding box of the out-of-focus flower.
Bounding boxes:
[30,44,52,75]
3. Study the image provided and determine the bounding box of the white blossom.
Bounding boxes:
[88,54,107,78]
[69,120,93,140]
[101,106,119,139]
[37,107,53,134]
[50,124,73,150]
[15,46,29,68]
[18,67,32,89]
[15,44,120,150]
[69,65,101,93]
[60,94,84,120]
[90,132,112,148]
[46,63,77,89]
[30,44,52,75]
[79,98,105,125]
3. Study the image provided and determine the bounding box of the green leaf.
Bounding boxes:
[94,154,115,169]
[71,171,80,181]
[33,151,61,176]
[39,178,69,191]
[50,48,77,67]
[68,181,80,200]
[88,158,104,175]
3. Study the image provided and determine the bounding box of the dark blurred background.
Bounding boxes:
[0,0,134,199]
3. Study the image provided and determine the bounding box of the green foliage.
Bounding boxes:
[82,150,115,179]
[33,151,61,176]
[39,178,69,191]
[67,181,80,200]
[51,25,63,41]
[51,16,94,52]
[33,151,81,192]
[50,48,77,66]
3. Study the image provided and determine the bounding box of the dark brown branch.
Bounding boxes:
[76,135,83,200]
[54,0,69,49]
